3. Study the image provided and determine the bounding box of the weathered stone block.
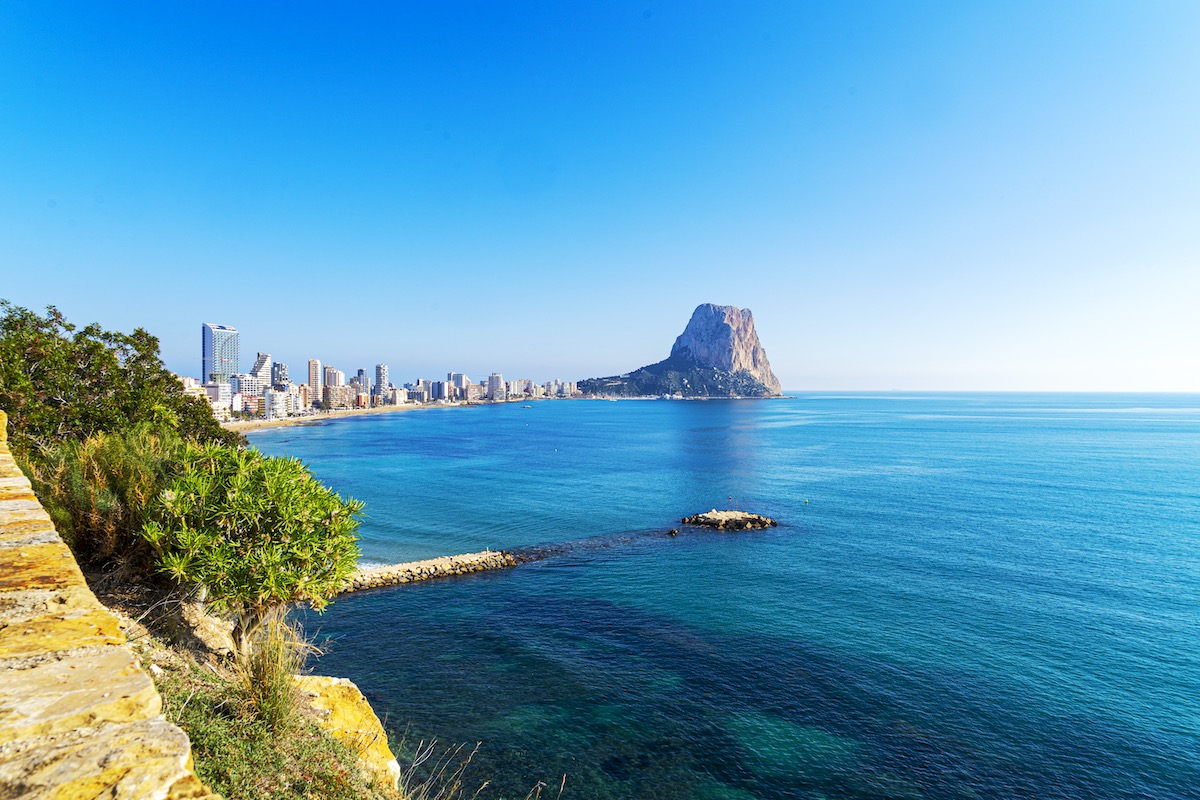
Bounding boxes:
[0,647,161,744]
[0,543,88,593]
[0,719,196,799]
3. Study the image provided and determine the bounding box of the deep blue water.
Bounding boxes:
[249,395,1200,800]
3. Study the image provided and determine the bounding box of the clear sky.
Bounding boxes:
[3,1,1198,391]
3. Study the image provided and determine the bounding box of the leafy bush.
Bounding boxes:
[32,425,182,568]
[141,443,364,659]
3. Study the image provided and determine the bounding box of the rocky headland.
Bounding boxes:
[578,303,783,397]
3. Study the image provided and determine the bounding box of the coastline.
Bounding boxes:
[222,402,461,433]
[224,394,789,435]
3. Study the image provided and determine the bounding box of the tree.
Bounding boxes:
[0,300,241,462]
[140,443,363,660]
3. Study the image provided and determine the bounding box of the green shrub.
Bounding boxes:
[32,425,182,568]
[141,443,364,660]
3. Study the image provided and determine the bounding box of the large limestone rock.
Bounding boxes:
[294,675,401,794]
[579,303,784,397]
[669,304,783,394]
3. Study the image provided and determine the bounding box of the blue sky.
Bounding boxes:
[2,1,1198,390]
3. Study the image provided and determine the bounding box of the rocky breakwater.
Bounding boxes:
[342,549,519,593]
[0,410,218,799]
[682,509,778,531]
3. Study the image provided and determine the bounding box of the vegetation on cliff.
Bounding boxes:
[1,300,384,798]
[142,443,363,660]
[120,610,393,800]
[0,301,240,462]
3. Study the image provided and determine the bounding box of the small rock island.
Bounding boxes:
[682,510,778,530]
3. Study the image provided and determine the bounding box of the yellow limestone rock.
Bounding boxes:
[0,718,207,800]
[0,428,220,799]
[294,675,401,793]
[0,647,161,744]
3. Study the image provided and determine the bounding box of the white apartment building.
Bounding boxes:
[203,382,232,420]
[307,359,322,408]
[249,352,272,382]
[323,365,345,388]
[229,373,267,397]
[488,372,505,401]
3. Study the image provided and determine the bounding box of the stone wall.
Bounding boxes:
[0,411,219,799]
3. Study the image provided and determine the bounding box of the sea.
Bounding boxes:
[247,394,1200,800]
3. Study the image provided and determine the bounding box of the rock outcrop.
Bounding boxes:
[295,675,401,793]
[579,304,783,397]
[682,510,778,530]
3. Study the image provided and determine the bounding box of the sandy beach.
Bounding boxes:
[222,402,465,433]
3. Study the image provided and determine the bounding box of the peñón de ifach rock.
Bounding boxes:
[579,304,783,397]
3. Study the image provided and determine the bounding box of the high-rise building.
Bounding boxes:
[272,361,289,387]
[249,352,272,382]
[308,359,322,407]
[354,368,370,395]
[201,323,239,384]
[375,364,389,395]
[323,365,345,387]
[488,372,505,401]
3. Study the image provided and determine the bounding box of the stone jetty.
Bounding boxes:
[682,509,778,531]
[341,549,519,593]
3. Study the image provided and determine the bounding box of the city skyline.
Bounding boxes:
[3,4,1200,391]
[193,321,578,420]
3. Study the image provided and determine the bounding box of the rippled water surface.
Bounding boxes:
[250,395,1200,799]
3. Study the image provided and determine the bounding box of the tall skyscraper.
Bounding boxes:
[249,352,272,382]
[488,372,505,401]
[201,323,239,384]
[308,359,322,407]
[323,365,345,388]
[375,364,389,395]
[271,361,289,387]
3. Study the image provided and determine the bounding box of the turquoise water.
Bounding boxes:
[249,395,1200,799]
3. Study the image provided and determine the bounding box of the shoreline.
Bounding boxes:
[225,394,791,434]
[223,402,463,433]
